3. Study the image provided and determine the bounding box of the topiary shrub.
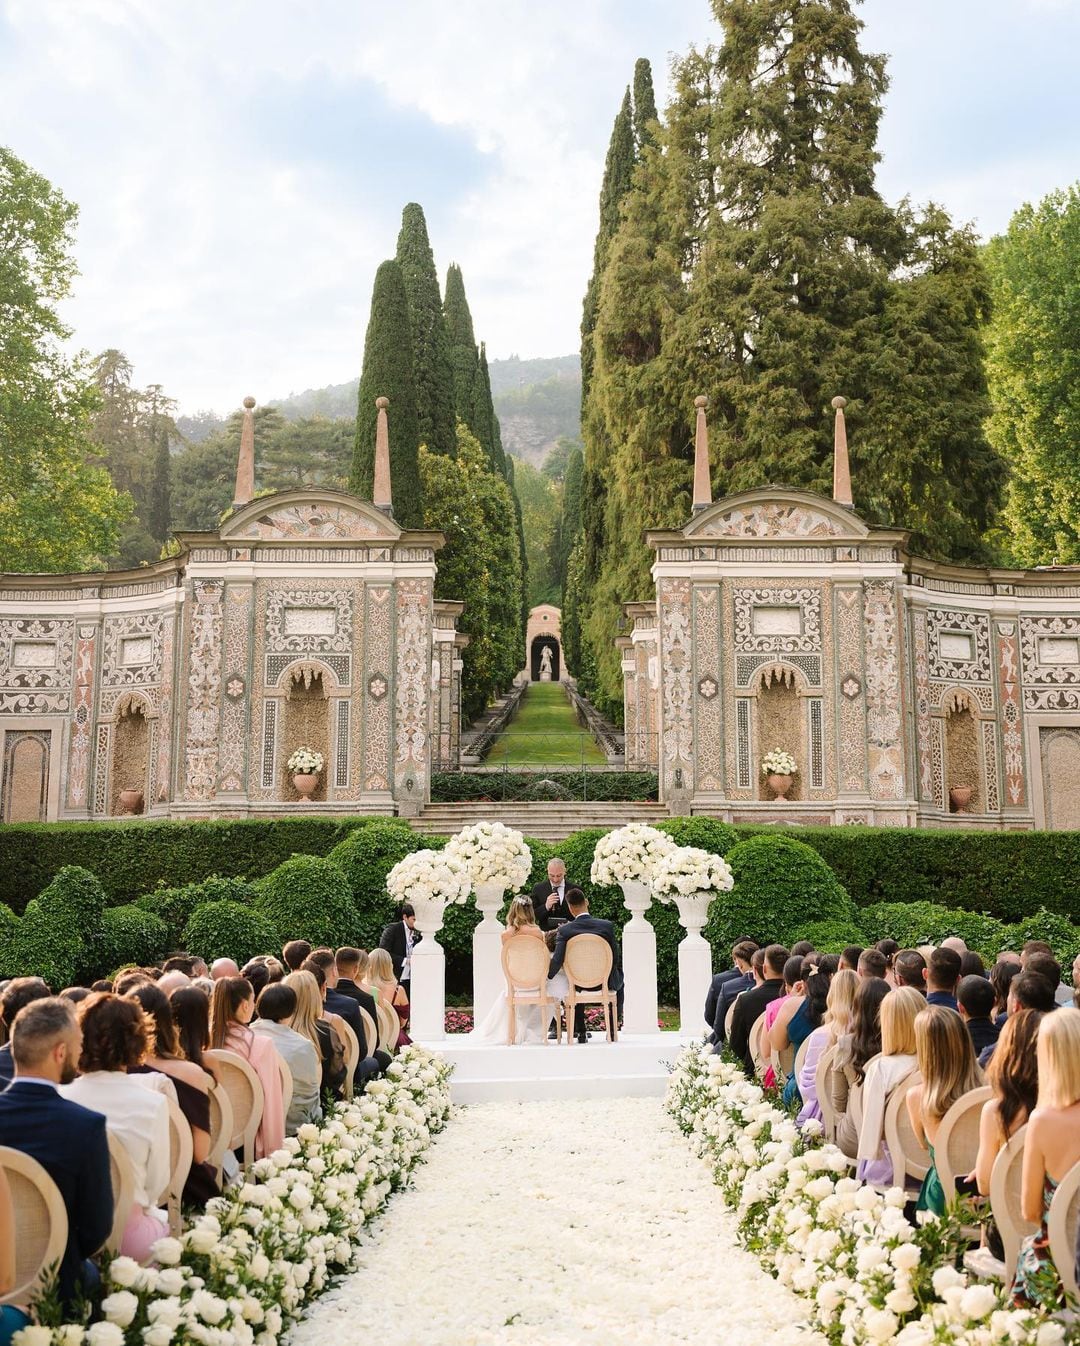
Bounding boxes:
[327,822,431,946]
[254,855,360,947]
[183,901,280,968]
[137,876,259,948]
[521,778,574,801]
[859,901,1009,957]
[656,817,738,856]
[97,906,170,975]
[1002,908,1080,966]
[708,834,857,953]
[38,866,108,977]
[0,904,16,967]
[799,918,869,954]
[5,897,85,988]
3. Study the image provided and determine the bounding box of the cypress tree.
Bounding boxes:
[395,203,456,457]
[443,263,480,426]
[148,418,171,545]
[632,57,658,151]
[351,259,423,527]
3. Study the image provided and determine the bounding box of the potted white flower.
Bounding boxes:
[652,844,734,1034]
[444,820,533,904]
[287,746,325,802]
[385,848,473,933]
[591,822,676,913]
[761,747,798,800]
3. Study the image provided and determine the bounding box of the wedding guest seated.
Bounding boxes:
[163,956,198,977]
[0,998,112,1313]
[252,983,321,1133]
[790,941,814,959]
[1021,941,1054,967]
[773,956,836,1107]
[285,969,361,1097]
[710,940,758,1045]
[958,975,1000,1055]
[0,977,51,1088]
[157,971,190,996]
[62,993,170,1262]
[1011,1008,1080,1308]
[925,947,962,1010]
[209,977,285,1159]
[856,986,924,1185]
[283,940,312,972]
[335,947,392,1067]
[990,959,1022,1027]
[113,968,153,996]
[89,980,114,993]
[1025,952,1067,1006]
[241,959,271,1002]
[263,957,286,985]
[0,1161,27,1345]
[126,983,217,1207]
[960,951,987,979]
[729,944,787,1076]
[59,987,92,1006]
[764,955,808,1089]
[906,1004,984,1214]
[857,949,887,981]
[893,949,927,993]
[305,949,370,1049]
[839,946,864,973]
[1011,971,1058,1016]
[796,963,853,1126]
[546,889,624,1043]
[941,936,968,956]
[705,936,756,1042]
[211,958,240,981]
[367,949,412,1048]
[834,976,891,1160]
[876,939,900,986]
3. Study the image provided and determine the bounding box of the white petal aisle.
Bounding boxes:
[289,1096,825,1345]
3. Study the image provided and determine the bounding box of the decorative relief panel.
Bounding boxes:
[218,586,252,793]
[93,723,110,816]
[694,502,844,539]
[911,611,933,801]
[983,721,1000,813]
[101,613,163,688]
[266,586,354,657]
[736,698,752,789]
[658,578,693,795]
[266,653,350,687]
[996,622,1026,806]
[66,624,96,810]
[230,501,389,540]
[736,653,821,688]
[335,700,350,789]
[692,586,723,791]
[362,586,392,792]
[183,580,223,801]
[0,619,74,696]
[1020,617,1080,710]
[932,719,945,810]
[394,579,431,801]
[835,586,867,794]
[156,615,175,804]
[734,586,821,654]
[926,609,992,683]
[863,580,905,800]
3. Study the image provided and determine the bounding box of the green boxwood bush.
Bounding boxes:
[1003,908,1080,966]
[183,901,279,968]
[429,771,659,802]
[137,876,258,948]
[656,817,738,855]
[327,822,440,947]
[798,918,869,954]
[254,856,360,947]
[97,906,171,974]
[858,901,1009,956]
[5,897,85,988]
[0,904,17,966]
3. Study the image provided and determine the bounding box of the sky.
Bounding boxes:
[2,0,1078,416]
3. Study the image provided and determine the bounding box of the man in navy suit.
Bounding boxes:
[548,889,623,1043]
[0,997,113,1312]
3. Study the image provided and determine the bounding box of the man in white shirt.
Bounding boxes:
[252,983,321,1134]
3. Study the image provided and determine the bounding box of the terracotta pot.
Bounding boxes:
[767,772,794,800]
[118,788,144,816]
[949,785,973,814]
[293,772,319,802]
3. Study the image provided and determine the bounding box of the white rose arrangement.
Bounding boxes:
[444,820,532,891]
[287,747,324,775]
[590,823,676,886]
[650,845,734,903]
[761,748,797,777]
[385,848,472,907]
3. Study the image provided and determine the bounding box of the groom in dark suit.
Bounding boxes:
[548,888,624,1043]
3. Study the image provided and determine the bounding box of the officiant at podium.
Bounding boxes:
[530,857,574,932]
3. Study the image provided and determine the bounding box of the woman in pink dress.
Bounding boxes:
[209,977,285,1159]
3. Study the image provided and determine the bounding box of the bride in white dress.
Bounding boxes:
[473,896,569,1044]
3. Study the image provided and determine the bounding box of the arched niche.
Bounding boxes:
[111,695,151,815]
[752,664,808,801]
[1041,728,1080,830]
[2,731,51,822]
[530,634,560,682]
[942,689,981,813]
[281,663,331,802]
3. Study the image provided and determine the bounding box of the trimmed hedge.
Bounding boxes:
[254,856,360,948]
[137,877,259,948]
[858,901,1009,956]
[183,901,279,968]
[98,906,171,973]
[429,771,659,803]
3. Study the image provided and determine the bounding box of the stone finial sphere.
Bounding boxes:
[694,395,709,409]
[243,396,256,409]
[831,396,847,410]
[375,396,389,410]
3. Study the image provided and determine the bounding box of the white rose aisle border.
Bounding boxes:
[665,1046,1067,1346]
[15,1047,453,1346]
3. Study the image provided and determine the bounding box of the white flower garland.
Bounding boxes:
[16,1047,453,1346]
[589,823,676,887]
[444,821,532,891]
[385,849,473,907]
[666,1046,1062,1346]
[650,845,734,903]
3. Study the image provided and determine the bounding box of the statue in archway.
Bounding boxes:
[539,646,553,681]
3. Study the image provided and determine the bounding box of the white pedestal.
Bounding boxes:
[471,880,507,1025]
[620,880,659,1034]
[675,892,714,1036]
[410,900,448,1042]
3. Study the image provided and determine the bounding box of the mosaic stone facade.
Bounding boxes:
[630,485,1080,829]
[0,488,463,821]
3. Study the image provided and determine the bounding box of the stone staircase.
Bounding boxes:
[411,800,669,842]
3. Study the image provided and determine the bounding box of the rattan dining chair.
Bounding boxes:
[502,934,562,1044]
[562,935,618,1043]
[0,1146,68,1307]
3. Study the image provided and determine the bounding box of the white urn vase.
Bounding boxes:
[619,879,659,1035]
[408,895,448,1042]
[471,879,508,1026]
[674,890,714,1037]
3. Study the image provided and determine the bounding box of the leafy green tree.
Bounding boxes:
[170,404,284,530]
[443,262,480,428]
[396,203,456,457]
[351,259,423,526]
[552,444,583,593]
[259,416,352,493]
[512,456,560,606]
[0,148,130,571]
[984,185,1080,564]
[144,384,176,548]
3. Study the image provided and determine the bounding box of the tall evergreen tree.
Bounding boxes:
[443,263,480,426]
[395,203,456,457]
[143,384,175,546]
[632,57,658,150]
[351,259,423,527]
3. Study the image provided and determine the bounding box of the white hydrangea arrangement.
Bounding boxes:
[650,845,734,903]
[665,1047,1057,1346]
[385,848,473,908]
[590,823,676,886]
[287,747,324,775]
[444,820,532,891]
[761,748,797,777]
[15,1047,452,1346]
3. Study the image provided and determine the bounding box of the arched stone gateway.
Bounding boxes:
[525,605,563,682]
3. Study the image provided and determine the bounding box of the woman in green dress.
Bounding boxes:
[906,1005,984,1214]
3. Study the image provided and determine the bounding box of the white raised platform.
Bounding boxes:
[414,1032,694,1103]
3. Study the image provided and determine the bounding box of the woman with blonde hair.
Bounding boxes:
[906,1006,984,1215]
[285,970,346,1096]
[856,985,924,1185]
[208,976,285,1160]
[473,895,569,1044]
[1010,1008,1080,1307]
[796,963,853,1126]
[368,947,411,1048]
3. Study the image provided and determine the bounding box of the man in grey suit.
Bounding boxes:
[548,888,623,1043]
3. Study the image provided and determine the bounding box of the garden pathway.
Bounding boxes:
[289,1095,824,1345]
[488,682,606,766]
